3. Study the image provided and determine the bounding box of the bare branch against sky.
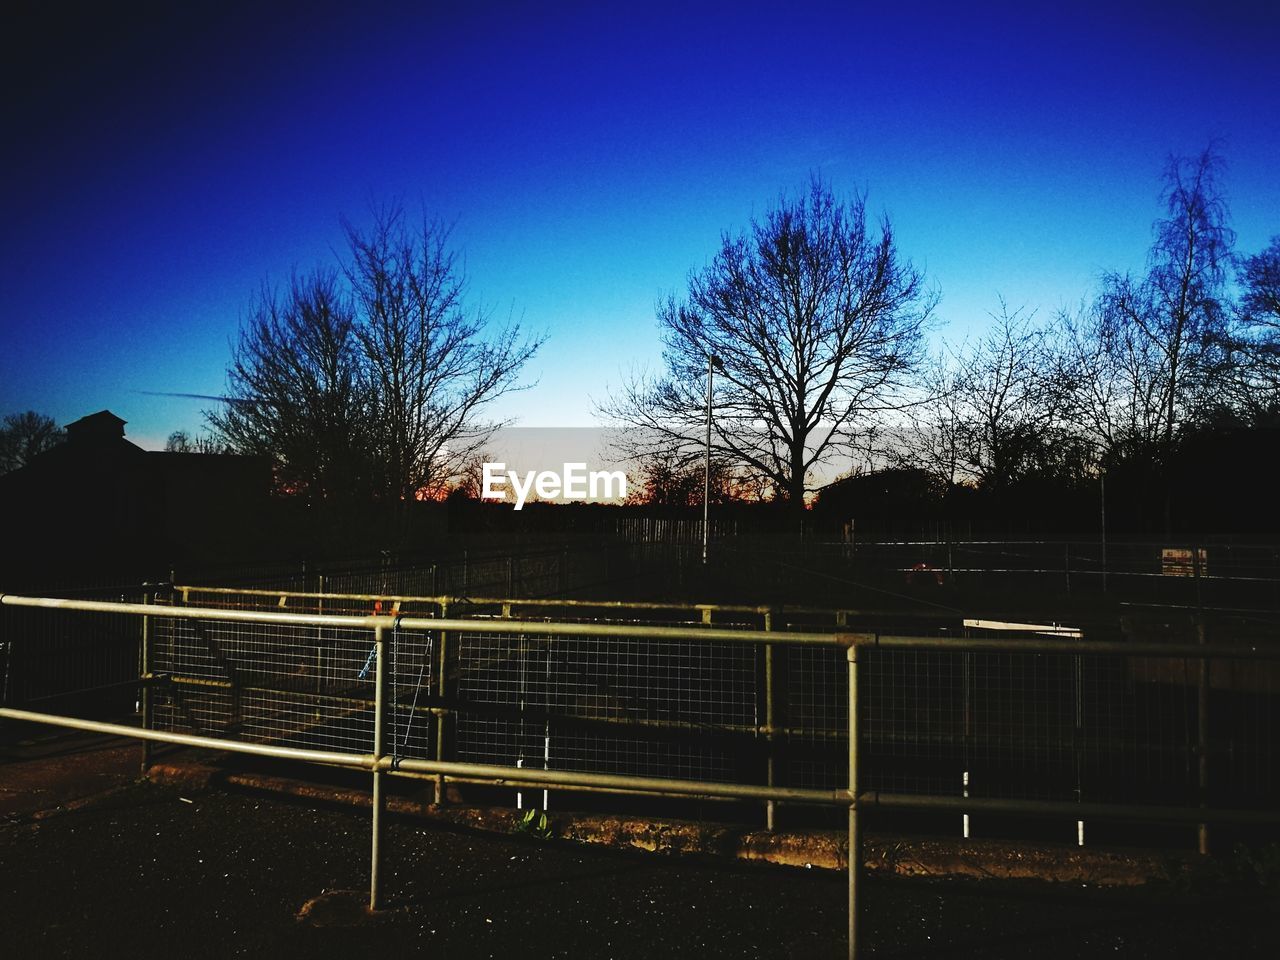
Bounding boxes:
[601,178,934,513]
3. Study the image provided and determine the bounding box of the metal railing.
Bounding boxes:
[3,594,861,952]
[166,541,629,604]
[167,585,1276,827]
[4,591,1280,959]
[802,537,1280,598]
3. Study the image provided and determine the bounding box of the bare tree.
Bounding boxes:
[208,204,541,508]
[0,411,64,474]
[1228,236,1280,421]
[165,430,229,454]
[623,448,748,507]
[1240,237,1280,324]
[1062,146,1235,460]
[445,450,498,501]
[602,178,934,518]
[207,269,374,504]
[890,353,965,488]
[897,302,1085,491]
[344,205,544,502]
[952,302,1069,489]
[164,431,192,453]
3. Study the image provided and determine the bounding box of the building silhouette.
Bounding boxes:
[0,410,270,582]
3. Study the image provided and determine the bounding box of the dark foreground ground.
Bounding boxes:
[1,777,1277,960]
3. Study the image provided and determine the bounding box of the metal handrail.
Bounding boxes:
[5,591,1280,959]
[170,583,962,620]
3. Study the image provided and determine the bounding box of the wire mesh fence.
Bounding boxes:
[140,599,1280,814]
[4,581,1278,828]
[0,583,149,718]
[776,636,1277,812]
[817,538,1280,604]
[150,613,385,754]
[6,567,1278,960]
[168,541,627,604]
[453,619,760,784]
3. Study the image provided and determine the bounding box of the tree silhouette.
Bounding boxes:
[209,205,543,507]
[0,411,65,474]
[1230,236,1280,422]
[603,178,934,519]
[164,430,229,454]
[1060,146,1235,461]
[900,301,1088,492]
[344,205,543,503]
[208,269,375,504]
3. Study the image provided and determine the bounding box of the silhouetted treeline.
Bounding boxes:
[814,420,1280,539]
[613,147,1279,534]
[5,147,1278,576]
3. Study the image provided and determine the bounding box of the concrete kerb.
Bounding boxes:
[144,758,1208,889]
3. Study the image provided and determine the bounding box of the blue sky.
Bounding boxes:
[2,1,1277,450]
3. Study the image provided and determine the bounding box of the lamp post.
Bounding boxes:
[703,353,722,565]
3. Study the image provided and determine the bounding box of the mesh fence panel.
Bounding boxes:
[784,644,848,791]
[46,592,1270,817]
[151,614,384,755]
[453,619,759,783]
[775,628,1279,811]
[1,587,147,716]
[386,625,437,760]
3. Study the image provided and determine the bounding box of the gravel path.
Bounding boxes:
[1,782,1276,959]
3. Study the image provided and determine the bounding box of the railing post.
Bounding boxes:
[434,601,450,807]
[140,591,152,775]
[1194,548,1209,856]
[1197,621,1210,855]
[1074,651,1084,846]
[962,639,972,839]
[847,641,860,960]
[370,624,386,911]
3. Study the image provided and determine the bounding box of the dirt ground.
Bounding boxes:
[0,729,142,820]
[2,786,1278,957]
[2,730,1278,958]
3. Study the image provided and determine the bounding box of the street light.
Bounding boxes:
[703,353,722,565]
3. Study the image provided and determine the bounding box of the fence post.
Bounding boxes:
[370,624,386,911]
[1100,473,1108,592]
[847,641,860,960]
[434,600,450,807]
[764,609,776,831]
[315,576,325,702]
[140,591,152,775]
